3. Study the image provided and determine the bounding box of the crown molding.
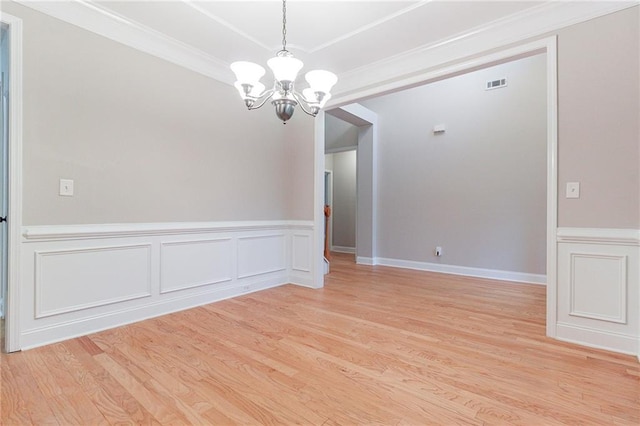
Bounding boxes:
[332,1,638,99]
[14,0,638,95]
[14,0,235,84]
[307,0,431,54]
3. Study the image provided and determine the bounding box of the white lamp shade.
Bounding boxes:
[230,61,265,85]
[267,56,303,82]
[305,70,337,94]
[235,81,265,98]
[302,88,318,103]
[303,88,331,108]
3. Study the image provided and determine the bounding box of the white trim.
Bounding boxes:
[13,1,634,96]
[376,257,546,285]
[568,253,627,324]
[331,246,355,254]
[556,322,638,356]
[556,227,639,356]
[356,257,375,266]
[312,111,326,289]
[18,220,315,350]
[22,220,312,241]
[557,227,640,246]
[332,2,635,99]
[34,244,153,318]
[307,1,429,54]
[1,12,23,353]
[13,0,234,84]
[545,36,559,339]
[159,238,233,294]
[20,276,284,351]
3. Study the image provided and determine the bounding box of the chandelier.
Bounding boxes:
[230,0,337,123]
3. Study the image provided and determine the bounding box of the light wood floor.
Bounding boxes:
[2,253,639,425]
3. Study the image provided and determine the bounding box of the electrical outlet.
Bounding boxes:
[59,179,74,196]
[566,182,580,199]
[435,246,442,257]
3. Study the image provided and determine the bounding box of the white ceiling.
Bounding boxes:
[17,1,637,100]
[90,1,541,73]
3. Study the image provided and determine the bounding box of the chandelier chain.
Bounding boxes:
[282,0,287,51]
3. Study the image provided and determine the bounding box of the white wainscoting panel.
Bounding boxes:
[237,234,286,279]
[160,238,233,294]
[292,234,311,273]
[35,244,152,318]
[556,228,639,355]
[569,253,626,324]
[19,221,314,349]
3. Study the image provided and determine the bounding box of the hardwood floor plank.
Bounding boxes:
[3,350,59,425]
[58,338,160,424]
[0,354,33,424]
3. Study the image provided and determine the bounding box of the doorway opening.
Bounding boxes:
[324,114,359,263]
[315,37,557,337]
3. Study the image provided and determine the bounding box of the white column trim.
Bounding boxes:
[2,12,23,353]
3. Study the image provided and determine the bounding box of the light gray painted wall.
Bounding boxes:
[557,7,639,228]
[325,114,358,152]
[362,54,547,274]
[286,114,315,220]
[327,150,357,249]
[4,2,306,225]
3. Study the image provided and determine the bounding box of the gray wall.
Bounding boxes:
[325,114,358,152]
[557,7,639,229]
[362,54,547,274]
[326,150,357,249]
[4,1,316,225]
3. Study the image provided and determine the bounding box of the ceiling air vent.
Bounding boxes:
[485,78,507,90]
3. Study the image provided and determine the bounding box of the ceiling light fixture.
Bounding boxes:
[230,0,337,123]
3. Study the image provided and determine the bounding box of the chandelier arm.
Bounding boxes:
[246,89,276,110]
[292,91,318,117]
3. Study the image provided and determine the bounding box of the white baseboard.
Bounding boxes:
[18,220,315,350]
[331,246,355,254]
[375,257,546,285]
[356,256,375,266]
[556,322,638,356]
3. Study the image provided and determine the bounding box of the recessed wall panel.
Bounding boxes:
[35,244,152,318]
[160,238,232,294]
[237,234,286,278]
[570,253,627,323]
[292,233,311,272]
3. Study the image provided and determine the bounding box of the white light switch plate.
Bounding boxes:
[59,179,74,196]
[566,182,580,199]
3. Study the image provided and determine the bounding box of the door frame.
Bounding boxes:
[1,12,23,353]
[314,36,558,337]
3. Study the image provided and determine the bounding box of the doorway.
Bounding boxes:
[325,114,359,259]
[315,37,557,336]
